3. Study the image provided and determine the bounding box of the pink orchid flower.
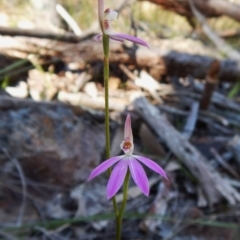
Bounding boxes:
[88,114,167,200]
[94,0,149,48]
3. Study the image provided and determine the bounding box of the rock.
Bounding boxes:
[0,98,105,187]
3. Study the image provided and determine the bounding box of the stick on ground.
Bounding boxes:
[133,97,240,205]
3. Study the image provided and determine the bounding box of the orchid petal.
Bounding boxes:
[129,157,149,196]
[107,157,129,199]
[94,33,103,42]
[124,114,133,142]
[88,155,124,181]
[98,0,104,33]
[134,155,168,179]
[113,33,149,48]
[109,35,124,42]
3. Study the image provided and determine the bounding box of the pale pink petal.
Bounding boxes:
[98,0,104,33]
[124,114,133,142]
[134,155,168,179]
[113,33,149,48]
[128,157,149,196]
[94,33,103,42]
[107,157,129,199]
[109,35,124,42]
[88,155,124,181]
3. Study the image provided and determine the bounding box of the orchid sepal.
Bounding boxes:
[95,0,149,48]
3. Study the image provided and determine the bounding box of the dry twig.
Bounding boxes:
[188,0,240,61]
[210,148,239,179]
[145,0,240,22]
[0,26,95,43]
[1,148,27,227]
[56,4,82,36]
[133,97,240,205]
[182,101,199,139]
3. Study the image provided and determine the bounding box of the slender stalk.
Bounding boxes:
[103,36,110,159]
[116,170,130,240]
[102,34,118,216]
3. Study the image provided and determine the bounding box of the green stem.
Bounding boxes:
[103,34,118,216]
[103,61,110,158]
[116,170,130,240]
[103,34,110,159]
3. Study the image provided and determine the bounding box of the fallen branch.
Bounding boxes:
[188,0,240,61]
[143,0,240,22]
[0,26,96,43]
[0,95,85,116]
[58,91,126,111]
[1,36,240,82]
[56,4,82,36]
[133,97,240,205]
